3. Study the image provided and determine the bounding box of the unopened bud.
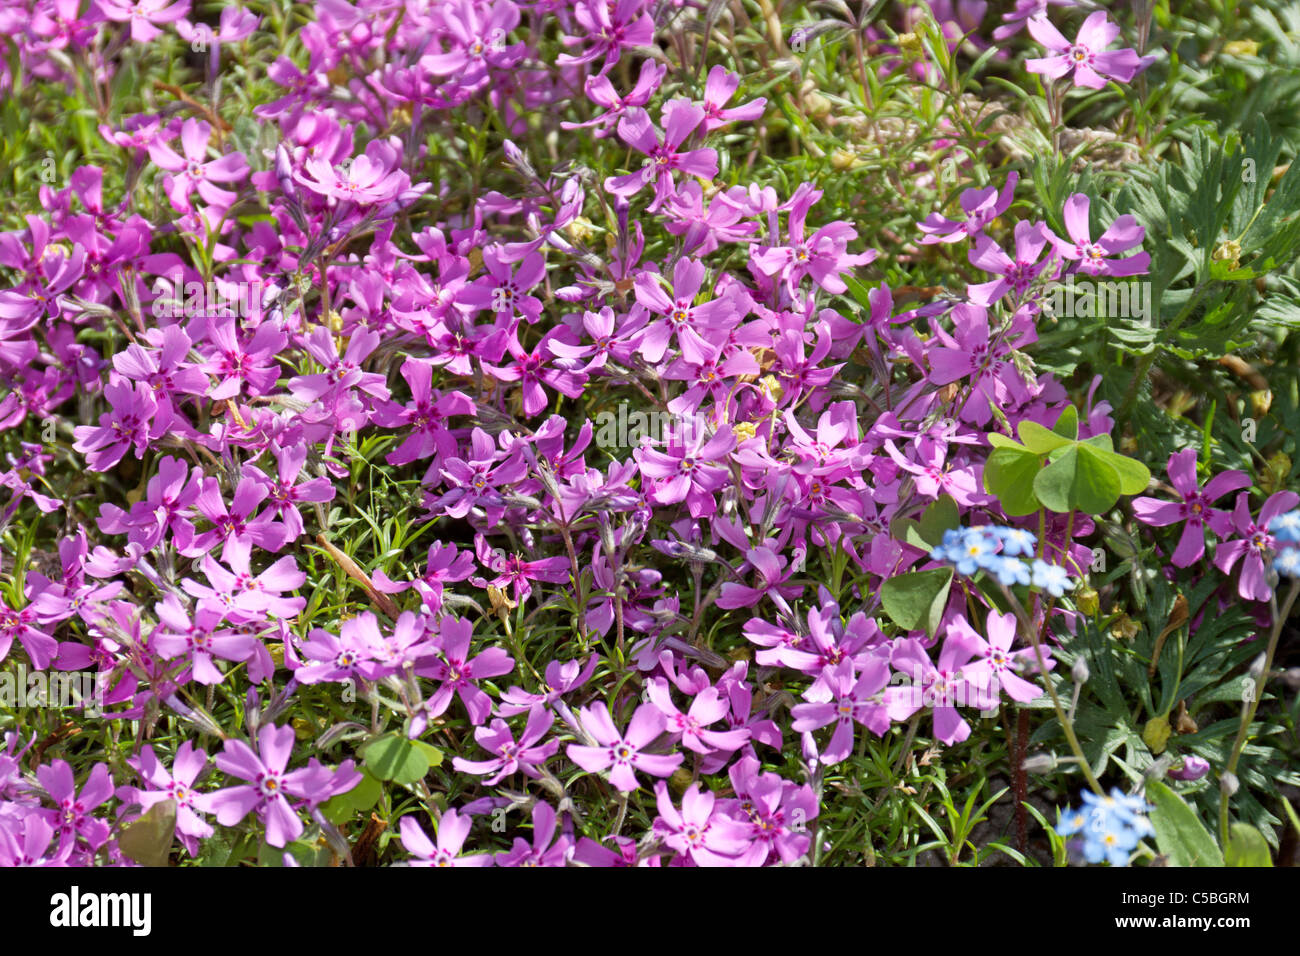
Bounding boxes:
[623,511,648,545]
[502,138,535,179]
[830,149,858,171]
[897,32,924,60]
[1283,667,1300,691]
[274,143,295,195]
[596,519,618,561]
[1021,752,1057,774]
[1072,656,1090,684]
[555,285,588,302]
[1219,771,1239,797]
[1167,755,1210,782]
[503,492,543,510]
[655,539,718,564]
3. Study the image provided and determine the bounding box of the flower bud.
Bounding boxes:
[596,518,618,561]
[1223,39,1259,56]
[559,284,597,302]
[502,138,536,179]
[1219,771,1239,797]
[1071,656,1090,684]
[655,540,719,563]
[1167,755,1210,782]
[274,143,295,196]
[245,687,261,736]
[897,32,925,60]
[622,510,648,545]
[830,149,858,171]
[1021,752,1057,774]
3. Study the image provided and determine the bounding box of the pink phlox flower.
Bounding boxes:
[1215,491,1300,601]
[1053,193,1150,276]
[497,655,600,716]
[452,704,559,784]
[652,781,753,867]
[399,810,493,867]
[604,102,718,212]
[1026,11,1155,89]
[950,611,1050,703]
[645,678,752,755]
[566,701,684,792]
[207,723,360,848]
[146,118,248,211]
[495,800,572,867]
[886,634,997,746]
[917,172,1018,244]
[36,759,114,856]
[1132,449,1251,567]
[412,615,514,730]
[117,742,213,855]
[790,656,892,764]
[699,65,766,132]
[99,0,190,44]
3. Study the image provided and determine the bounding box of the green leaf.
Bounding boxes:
[984,447,1043,516]
[842,275,875,317]
[889,516,925,550]
[118,799,177,867]
[321,769,384,824]
[918,494,960,547]
[1281,793,1300,839]
[1018,419,1072,454]
[1051,405,1079,440]
[881,567,953,637]
[1033,445,1122,514]
[1209,259,1259,281]
[362,733,430,784]
[1225,823,1273,867]
[258,838,323,867]
[410,740,444,768]
[1097,449,1151,495]
[321,793,355,826]
[1146,779,1225,866]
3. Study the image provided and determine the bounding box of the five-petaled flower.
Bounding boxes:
[566,701,684,791]
[1026,11,1154,89]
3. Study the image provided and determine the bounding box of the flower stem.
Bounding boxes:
[997,581,1104,795]
[1218,576,1300,845]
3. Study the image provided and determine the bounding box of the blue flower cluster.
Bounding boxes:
[1269,510,1300,579]
[930,526,1075,596]
[1055,788,1154,866]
